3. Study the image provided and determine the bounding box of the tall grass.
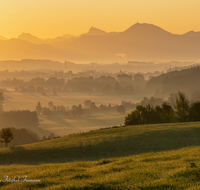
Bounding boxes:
[0,146,200,189]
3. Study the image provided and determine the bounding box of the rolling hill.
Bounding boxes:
[1,121,200,165]
[1,122,200,189]
[146,66,200,95]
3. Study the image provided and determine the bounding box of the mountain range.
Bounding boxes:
[1,23,200,62]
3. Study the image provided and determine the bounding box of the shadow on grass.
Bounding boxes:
[0,126,200,165]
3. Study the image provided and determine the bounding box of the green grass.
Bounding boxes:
[1,122,200,165]
[1,146,200,189]
[1,122,200,189]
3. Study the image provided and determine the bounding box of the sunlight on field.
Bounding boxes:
[2,90,130,136]
[39,112,125,136]
[3,90,140,111]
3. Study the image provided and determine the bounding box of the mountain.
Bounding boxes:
[18,33,43,44]
[1,23,200,62]
[85,27,108,36]
[0,35,7,40]
[0,38,66,60]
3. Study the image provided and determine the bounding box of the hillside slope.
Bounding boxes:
[1,122,200,165]
[146,66,200,94]
[1,142,200,189]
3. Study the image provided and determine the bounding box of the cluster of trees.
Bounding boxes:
[67,74,145,95]
[36,100,127,118]
[1,72,147,95]
[36,101,84,117]
[120,96,164,111]
[125,91,200,125]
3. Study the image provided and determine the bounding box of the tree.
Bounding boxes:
[0,128,14,147]
[36,102,42,115]
[48,101,54,110]
[48,133,55,139]
[189,101,200,121]
[84,100,92,108]
[91,102,97,109]
[174,91,190,122]
[116,105,126,114]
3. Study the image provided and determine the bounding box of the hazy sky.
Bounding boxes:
[1,0,200,38]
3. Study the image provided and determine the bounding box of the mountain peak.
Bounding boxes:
[18,33,43,44]
[123,22,171,35]
[183,30,200,37]
[86,27,107,36]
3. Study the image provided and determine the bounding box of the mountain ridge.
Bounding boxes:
[1,23,200,62]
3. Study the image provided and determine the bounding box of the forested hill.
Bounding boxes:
[146,66,200,94]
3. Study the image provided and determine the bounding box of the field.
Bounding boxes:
[39,112,125,136]
[3,90,141,111]
[1,90,200,189]
[1,122,200,189]
[3,90,139,136]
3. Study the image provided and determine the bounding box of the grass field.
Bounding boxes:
[1,122,200,165]
[1,122,200,189]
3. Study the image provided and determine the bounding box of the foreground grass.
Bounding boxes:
[0,122,200,165]
[1,146,200,189]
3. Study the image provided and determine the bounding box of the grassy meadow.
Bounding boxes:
[1,122,200,189]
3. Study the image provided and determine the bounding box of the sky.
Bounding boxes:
[1,0,200,38]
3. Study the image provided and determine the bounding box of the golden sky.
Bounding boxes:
[1,0,200,38]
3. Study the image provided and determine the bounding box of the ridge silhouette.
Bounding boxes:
[1,23,200,62]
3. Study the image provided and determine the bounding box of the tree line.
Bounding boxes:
[36,100,127,118]
[125,91,200,126]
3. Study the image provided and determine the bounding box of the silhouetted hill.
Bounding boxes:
[1,23,200,62]
[18,33,43,44]
[146,66,200,94]
[85,27,108,36]
[0,38,66,60]
[123,23,173,38]
[183,31,200,38]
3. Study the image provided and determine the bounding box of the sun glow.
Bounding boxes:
[1,0,200,38]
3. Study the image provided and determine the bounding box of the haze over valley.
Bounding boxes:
[1,1,200,189]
